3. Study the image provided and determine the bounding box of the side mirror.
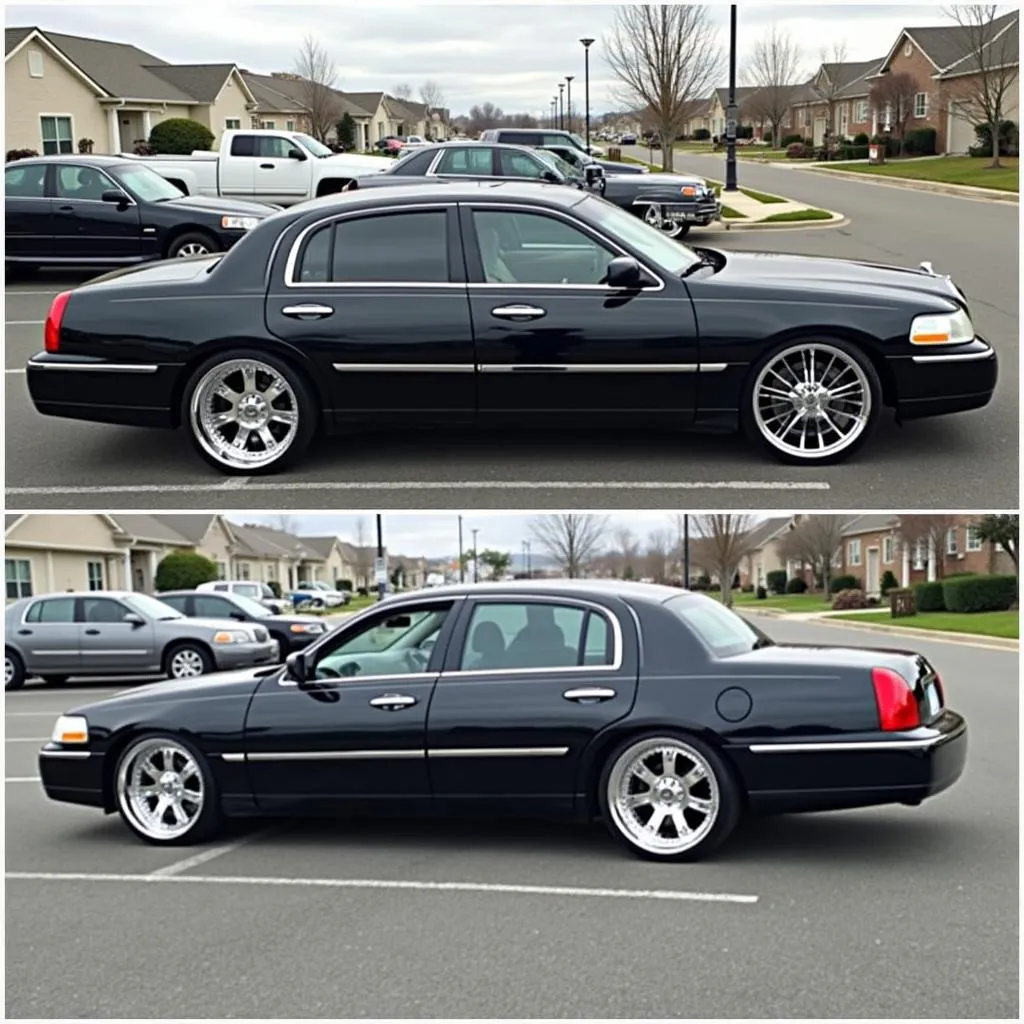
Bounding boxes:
[231,612,247,621]
[584,165,603,186]
[123,613,145,627]
[603,256,644,289]
[541,169,561,183]
[285,650,308,685]
[101,189,130,205]
[288,148,306,161]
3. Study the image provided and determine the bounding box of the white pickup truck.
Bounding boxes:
[127,129,395,207]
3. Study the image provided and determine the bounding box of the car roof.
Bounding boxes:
[12,589,139,599]
[6,155,133,168]
[387,578,690,608]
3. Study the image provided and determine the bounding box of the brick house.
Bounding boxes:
[737,516,799,589]
[787,58,884,145]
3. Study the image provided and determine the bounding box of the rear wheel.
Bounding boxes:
[166,231,219,259]
[5,650,26,691]
[163,642,213,680]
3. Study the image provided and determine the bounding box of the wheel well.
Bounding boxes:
[161,224,220,259]
[315,177,354,197]
[160,638,214,674]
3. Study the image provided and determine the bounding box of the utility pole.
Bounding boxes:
[375,514,386,602]
[725,5,739,191]
[683,515,690,587]
[580,37,595,152]
[565,76,574,134]
[525,540,532,578]
[558,82,565,130]
[471,529,479,583]
[458,515,464,583]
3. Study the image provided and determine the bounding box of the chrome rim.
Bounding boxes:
[176,241,210,257]
[190,358,300,469]
[4,656,15,686]
[118,738,204,841]
[643,204,684,238]
[753,343,871,459]
[169,647,205,678]
[608,737,720,856]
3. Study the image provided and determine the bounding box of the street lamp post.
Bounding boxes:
[551,97,557,128]
[525,540,532,578]
[725,4,738,192]
[458,515,464,583]
[683,515,690,586]
[471,529,479,583]
[558,82,565,130]
[565,76,574,134]
[580,37,595,152]
[375,514,386,602]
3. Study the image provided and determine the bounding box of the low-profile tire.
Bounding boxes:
[5,650,26,691]
[163,642,214,680]
[114,732,222,845]
[640,204,690,240]
[598,732,742,862]
[166,231,220,259]
[740,336,882,465]
[41,675,69,686]
[182,348,317,475]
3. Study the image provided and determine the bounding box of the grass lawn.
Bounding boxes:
[739,186,786,203]
[762,208,835,222]
[830,609,1019,639]
[712,591,835,613]
[830,155,1018,192]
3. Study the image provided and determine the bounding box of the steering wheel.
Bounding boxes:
[404,648,429,672]
[317,665,341,679]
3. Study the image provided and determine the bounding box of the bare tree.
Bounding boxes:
[530,515,610,578]
[293,36,342,143]
[776,515,847,597]
[605,4,723,171]
[466,102,506,135]
[420,80,446,137]
[869,71,920,147]
[690,515,757,606]
[899,515,959,579]
[815,41,849,145]
[353,517,373,589]
[392,82,413,101]
[942,5,1019,168]
[745,26,802,147]
[611,526,641,578]
[645,529,672,583]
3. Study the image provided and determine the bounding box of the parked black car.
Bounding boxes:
[36,580,967,857]
[26,181,997,474]
[156,589,329,656]
[5,155,277,270]
[479,126,603,157]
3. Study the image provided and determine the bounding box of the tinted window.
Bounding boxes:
[5,163,47,198]
[229,135,257,157]
[666,595,765,657]
[25,597,76,623]
[234,583,263,600]
[194,595,239,619]
[501,131,542,146]
[582,611,611,665]
[259,136,299,159]
[54,164,116,201]
[435,147,493,175]
[82,597,129,623]
[158,594,190,613]
[389,149,436,176]
[212,583,229,592]
[542,134,572,147]
[499,149,548,179]
[297,211,449,284]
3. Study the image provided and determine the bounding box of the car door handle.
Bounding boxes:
[281,304,334,319]
[84,629,101,635]
[259,163,275,169]
[17,629,32,635]
[56,205,75,213]
[563,687,617,702]
[369,693,418,710]
[490,304,547,321]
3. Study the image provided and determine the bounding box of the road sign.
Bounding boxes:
[374,556,387,584]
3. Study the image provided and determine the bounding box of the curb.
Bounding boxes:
[804,165,1018,202]
[724,212,849,231]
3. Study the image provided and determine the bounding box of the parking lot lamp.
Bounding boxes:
[458,515,465,583]
[725,5,738,192]
[558,82,565,129]
[472,528,480,583]
[565,76,574,134]
[580,38,595,152]
[375,514,386,602]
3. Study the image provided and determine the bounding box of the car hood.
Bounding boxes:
[182,616,270,634]
[267,614,328,627]
[323,152,395,174]
[163,194,275,217]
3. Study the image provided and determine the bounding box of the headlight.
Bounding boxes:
[213,629,254,644]
[909,308,974,346]
[221,215,259,231]
[52,715,88,744]
[290,622,325,634]
[681,185,698,196]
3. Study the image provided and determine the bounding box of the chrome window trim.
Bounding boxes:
[748,736,948,753]
[910,349,995,364]
[475,363,729,374]
[28,359,159,374]
[332,363,475,373]
[40,749,92,759]
[429,746,569,758]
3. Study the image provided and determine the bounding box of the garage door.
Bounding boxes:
[947,103,975,154]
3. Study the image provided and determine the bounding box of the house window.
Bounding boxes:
[40,115,73,155]
[847,539,862,567]
[260,120,276,129]
[216,561,228,580]
[5,558,33,599]
[239,562,251,580]
[225,118,241,130]
[286,120,295,131]
[856,100,869,122]
[882,536,894,564]
[946,528,959,555]
[966,527,983,552]
[266,565,276,581]
[913,539,926,570]
[27,50,43,77]
[914,93,928,118]
[87,561,104,591]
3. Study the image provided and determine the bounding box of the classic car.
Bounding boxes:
[26,181,997,473]
[4,590,279,690]
[36,580,967,859]
[5,155,277,270]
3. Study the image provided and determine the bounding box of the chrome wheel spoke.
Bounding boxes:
[634,763,658,787]
[670,809,691,835]
[646,808,668,834]
[210,410,237,427]
[241,364,257,393]
[624,791,652,810]
[262,381,286,403]
[682,765,705,789]
[170,802,188,825]
[270,408,298,426]
[257,426,277,450]
[119,739,205,841]
[660,749,676,777]
[689,797,714,816]
[162,747,178,771]
[233,426,252,450]
[213,383,240,403]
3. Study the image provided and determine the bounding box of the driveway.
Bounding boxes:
[4,617,1018,1018]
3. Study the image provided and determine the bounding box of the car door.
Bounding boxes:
[426,595,639,814]
[265,203,477,425]
[51,163,141,261]
[496,148,560,184]
[461,203,700,420]
[13,597,80,675]
[77,595,156,675]
[241,597,464,812]
[253,134,312,204]
[219,134,259,198]
[5,162,53,260]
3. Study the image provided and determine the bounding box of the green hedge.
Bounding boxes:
[149,117,214,155]
[830,574,860,592]
[914,580,946,612]
[786,577,808,593]
[904,127,937,156]
[155,551,218,591]
[766,569,787,594]
[837,144,869,160]
[942,574,1018,613]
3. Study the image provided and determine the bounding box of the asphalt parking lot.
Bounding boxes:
[5,616,1018,1018]
[4,164,1018,510]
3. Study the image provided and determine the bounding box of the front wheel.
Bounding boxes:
[166,231,219,259]
[163,642,213,680]
[183,349,317,474]
[740,338,882,465]
[641,204,690,239]
[5,650,26,691]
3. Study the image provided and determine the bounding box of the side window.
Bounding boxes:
[5,163,47,198]
[194,595,236,618]
[213,583,229,592]
[471,209,616,286]
[499,150,548,179]
[504,132,542,147]
[54,164,116,201]
[81,597,129,623]
[25,597,76,623]
[459,601,610,671]
[434,147,493,175]
[229,135,258,157]
[259,136,297,159]
[159,594,190,614]
[542,134,572,147]
[389,149,436,176]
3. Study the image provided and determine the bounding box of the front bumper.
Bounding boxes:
[890,337,998,420]
[211,638,280,671]
[38,747,105,809]
[632,195,721,226]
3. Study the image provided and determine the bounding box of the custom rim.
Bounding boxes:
[168,647,206,678]
[175,241,210,257]
[752,343,871,459]
[643,204,685,238]
[607,737,720,856]
[118,738,204,841]
[190,358,300,470]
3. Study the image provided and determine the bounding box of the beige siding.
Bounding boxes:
[195,518,235,578]
[148,103,195,133]
[5,43,107,154]
[6,546,126,594]
[7,513,119,550]
[203,71,251,142]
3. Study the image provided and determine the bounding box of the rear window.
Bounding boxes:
[666,595,768,657]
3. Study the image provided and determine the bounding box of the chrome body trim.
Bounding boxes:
[220,752,246,763]
[332,363,475,373]
[429,746,570,758]
[27,359,159,374]
[910,349,995,364]
[39,749,92,759]
[748,737,949,753]
[246,749,427,762]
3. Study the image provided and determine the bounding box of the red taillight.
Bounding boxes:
[44,290,72,353]
[872,667,921,731]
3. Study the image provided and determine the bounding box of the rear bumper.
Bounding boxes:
[890,338,998,420]
[38,748,106,809]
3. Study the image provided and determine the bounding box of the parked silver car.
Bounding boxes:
[4,590,279,690]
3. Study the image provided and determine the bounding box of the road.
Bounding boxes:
[4,159,1018,509]
[4,616,1018,1018]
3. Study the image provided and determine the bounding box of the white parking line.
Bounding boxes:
[5,369,26,375]
[5,320,43,325]
[6,777,41,783]
[149,824,281,877]
[4,712,70,717]
[6,871,759,904]
[5,737,49,743]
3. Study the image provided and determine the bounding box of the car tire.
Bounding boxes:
[114,732,223,845]
[598,731,742,862]
[740,336,882,465]
[166,231,220,259]
[640,204,690,240]
[5,649,26,691]
[163,642,214,680]
[40,675,69,686]
[182,348,317,475]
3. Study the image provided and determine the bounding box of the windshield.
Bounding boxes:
[535,148,579,179]
[568,132,589,151]
[124,593,184,621]
[666,595,771,657]
[116,164,185,201]
[293,133,333,158]
[583,196,700,275]
[228,593,275,618]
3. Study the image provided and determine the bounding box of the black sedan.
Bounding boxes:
[155,589,330,656]
[37,580,967,859]
[26,181,997,473]
[5,155,277,270]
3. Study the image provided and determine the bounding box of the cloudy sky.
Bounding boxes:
[229,512,775,560]
[9,2,957,115]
